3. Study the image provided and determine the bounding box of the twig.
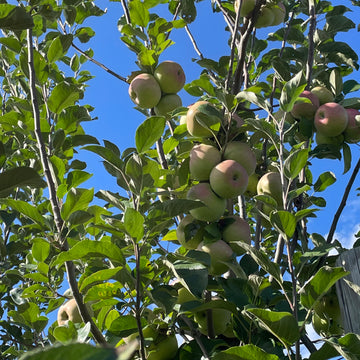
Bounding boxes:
[305,4,316,89]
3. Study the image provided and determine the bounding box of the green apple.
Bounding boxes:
[271,2,286,26]
[311,86,334,105]
[57,298,83,326]
[189,143,221,181]
[154,60,185,94]
[223,141,257,176]
[245,172,260,196]
[186,101,222,138]
[291,90,320,120]
[234,0,256,17]
[194,306,232,336]
[128,73,162,109]
[344,108,360,143]
[209,160,249,199]
[314,291,341,320]
[147,333,178,360]
[200,239,234,275]
[221,215,251,255]
[176,214,205,250]
[255,7,275,28]
[187,183,227,222]
[154,94,182,118]
[315,132,344,146]
[314,102,348,137]
[257,171,284,207]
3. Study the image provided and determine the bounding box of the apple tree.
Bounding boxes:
[1,0,360,359]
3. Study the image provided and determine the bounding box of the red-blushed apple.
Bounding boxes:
[255,7,275,28]
[57,298,82,326]
[209,160,249,199]
[271,2,286,26]
[199,239,234,275]
[221,216,251,255]
[186,101,222,138]
[154,60,185,94]
[128,73,162,109]
[223,141,257,176]
[176,214,205,250]
[314,102,348,137]
[311,86,334,105]
[154,94,182,118]
[344,108,360,143]
[257,171,285,207]
[290,90,320,120]
[315,131,344,146]
[189,143,221,181]
[187,183,227,222]
[194,305,232,336]
[234,0,256,17]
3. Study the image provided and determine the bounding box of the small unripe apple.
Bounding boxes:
[209,160,249,199]
[199,239,234,275]
[128,73,162,109]
[257,171,284,207]
[245,172,260,196]
[187,183,227,222]
[314,102,348,137]
[271,2,286,26]
[311,86,334,105]
[344,108,360,143]
[154,60,185,94]
[194,305,232,336]
[154,94,182,118]
[255,7,275,28]
[223,141,257,176]
[315,132,344,146]
[189,143,221,181]
[57,298,82,326]
[186,101,222,138]
[234,0,256,17]
[147,333,178,360]
[176,214,205,250]
[290,90,320,120]
[177,287,198,304]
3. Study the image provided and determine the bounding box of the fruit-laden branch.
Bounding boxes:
[26,28,107,345]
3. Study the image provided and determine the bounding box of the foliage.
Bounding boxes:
[0,0,360,359]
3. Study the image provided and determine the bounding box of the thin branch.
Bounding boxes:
[305,5,316,89]
[121,0,131,25]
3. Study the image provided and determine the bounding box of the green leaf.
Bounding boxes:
[47,34,73,63]
[313,171,336,192]
[48,82,82,114]
[6,199,45,226]
[18,343,118,360]
[124,207,144,240]
[284,148,309,180]
[300,266,349,310]
[135,116,166,153]
[128,0,150,27]
[67,210,93,227]
[280,71,307,113]
[60,188,94,221]
[246,309,300,347]
[0,5,33,30]
[236,91,270,112]
[51,239,125,268]
[270,210,297,240]
[79,267,123,292]
[75,27,95,43]
[105,311,140,337]
[0,167,46,197]
[213,344,280,360]
[31,238,50,262]
[343,142,352,174]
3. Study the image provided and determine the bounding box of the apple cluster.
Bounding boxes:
[128,60,185,117]
[174,101,257,275]
[290,86,360,146]
[234,0,286,28]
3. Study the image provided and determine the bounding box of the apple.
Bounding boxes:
[147,333,178,360]
[221,216,251,255]
[271,2,286,26]
[57,298,83,326]
[154,94,182,118]
[209,160,249,199]
[187,183,227,222]
[199,239,234,275]
[128,73,162,109]
[255,7,275,28]
[344,108,360,143]
[245,172,260,196]
[315,132,344,146]
[234,0,256,17]
[223,141,257,176]
[189,143,221,181]
[154,60,185,94]
[314,291,341,320]
[257,171,284,207]
[290,90,320,120]
[194,305,232,336]
[314,102,348,137]
[311,86,334,105]
[186,101,222,138]
[176,214,205,250]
